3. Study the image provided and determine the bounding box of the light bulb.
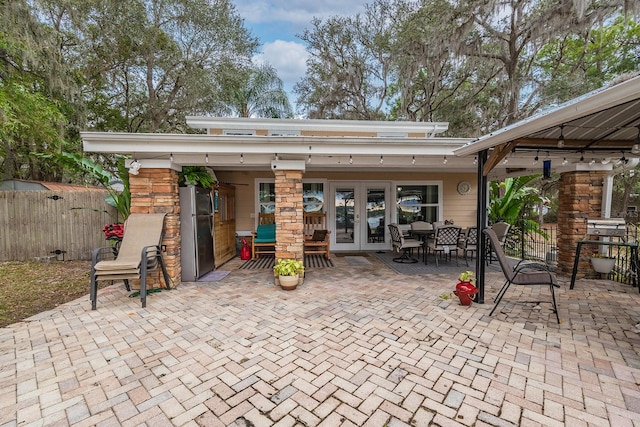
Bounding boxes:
[562,158,568,166]
[443,156,448,165]
[412,155,415,165]
[349,155,353,164]
[205,153,209,163]
[240,153,244,164]
[380,155,384,164]
[473,156,478,165]
[308,155,312,164]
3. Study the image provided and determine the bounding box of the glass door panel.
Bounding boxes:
[334,187,355,245]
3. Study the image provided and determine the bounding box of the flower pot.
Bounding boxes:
[590,257,615,274]
[278,274,299,290]
[453,281,478,306]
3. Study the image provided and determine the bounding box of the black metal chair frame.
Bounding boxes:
[426,225,462,266]
[484,228,560,324]
[388,223,422,263]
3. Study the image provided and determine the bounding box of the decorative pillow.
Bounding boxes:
[311,230,328,241]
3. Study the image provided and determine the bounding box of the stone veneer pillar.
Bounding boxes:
[274,169,304,260]
[129,168,181,287]
[557,170,606,278]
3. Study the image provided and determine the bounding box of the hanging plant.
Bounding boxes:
[179,166,216,188]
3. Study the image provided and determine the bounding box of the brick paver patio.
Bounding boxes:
[1,255,639,426]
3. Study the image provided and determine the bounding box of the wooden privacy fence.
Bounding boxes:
[0,190,117,261]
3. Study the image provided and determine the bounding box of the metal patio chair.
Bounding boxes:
[90,213,170,310]
[484,228,560,324]
[388,223,422,263]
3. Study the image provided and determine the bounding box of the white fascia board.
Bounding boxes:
[454,74,640,156]
[186,116,450,135]
[81,132,473,156]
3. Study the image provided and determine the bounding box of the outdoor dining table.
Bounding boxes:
[408,229,435,263]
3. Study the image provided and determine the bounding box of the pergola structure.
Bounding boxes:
[454,73,640,302]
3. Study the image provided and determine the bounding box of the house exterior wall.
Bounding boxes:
[557,170,606,277]
[216,170,478,235]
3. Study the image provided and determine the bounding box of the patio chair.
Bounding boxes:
[303,212,331,259]
[388,223,422,263]
[458,226,478,266]
[483,228,560,324]
[90,213,170,310]
[410,221,432,240]
[487,221,510,264]
[426,225,462,266]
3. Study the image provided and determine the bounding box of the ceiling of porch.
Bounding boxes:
[455,73,640,178]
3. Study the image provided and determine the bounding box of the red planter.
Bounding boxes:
[453,281,478,306]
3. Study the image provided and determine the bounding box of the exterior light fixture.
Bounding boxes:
[170,153,174,162]
[240,153,244,164]
[205,153,209,163]
[380,155,384,164]
[533,151,539,165]
[349,155,353,164]
[412,155,416,165]
[443,156,448,165]
[562,157,568,166]
[580,152,584,162]
[502,157,508,164]
[632,126,640,154]
[589,158,596,165]
[557,125,565,148]
[601,158,611,165]
[307,155,312,164]
[473,156,478,165]
[128,159,141,175]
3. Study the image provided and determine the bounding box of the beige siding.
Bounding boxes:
[216,171,479,232]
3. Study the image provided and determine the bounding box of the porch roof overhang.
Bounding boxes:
[81,132,476,172]
[454,73,640,178]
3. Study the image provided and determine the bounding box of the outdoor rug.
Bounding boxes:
[373,250,475,275]
[197,270,231,282]
[239,254,334,270]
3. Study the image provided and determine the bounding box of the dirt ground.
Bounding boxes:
[0,260,93,328]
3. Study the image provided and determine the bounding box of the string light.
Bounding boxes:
[170,153,173,162]
[473,156,478,165]
[307,154,312,164]
[443,156,448,165]
[240,153,244,164]
[562,157,569,166]
[412,155,416,165]
[557,125,565,148]
[380,155,384,164]
[349,155,353,164]
[205,153,209,163]
[533,151,539,165]
[589,158,596,165]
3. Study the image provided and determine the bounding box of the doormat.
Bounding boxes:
[239,254,334,270]
[197,270,231,282]
[344,256,371,266]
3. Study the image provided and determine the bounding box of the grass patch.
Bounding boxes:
[0,261,93,327]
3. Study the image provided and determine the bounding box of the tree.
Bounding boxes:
[0,0,79,181]
[295,0,401,119]
[221,63,292,118]
[33,0,259,133]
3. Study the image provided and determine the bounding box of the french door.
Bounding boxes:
[329,182,391,252]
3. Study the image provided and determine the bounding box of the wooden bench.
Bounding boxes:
[303,212,331,259]
[251,214,276,260]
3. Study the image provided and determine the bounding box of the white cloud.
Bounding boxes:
[254,40,309,103]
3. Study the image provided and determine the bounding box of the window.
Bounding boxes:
[396,184,441,224]
[258,181,324,214]
[223,129,256,135]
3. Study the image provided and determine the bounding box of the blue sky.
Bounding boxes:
[233,1,367,111]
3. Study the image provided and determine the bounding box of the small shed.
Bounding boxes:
[0,180,117,261]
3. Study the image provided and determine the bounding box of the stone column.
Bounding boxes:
[557,170,606,277]
[274,169,304,260]
[129,168,181,287]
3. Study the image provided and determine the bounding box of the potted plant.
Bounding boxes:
[453,270,478,306]
[273,259,304,290]
[590,253,616,274]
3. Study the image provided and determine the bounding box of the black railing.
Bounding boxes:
[502,223,639,284]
